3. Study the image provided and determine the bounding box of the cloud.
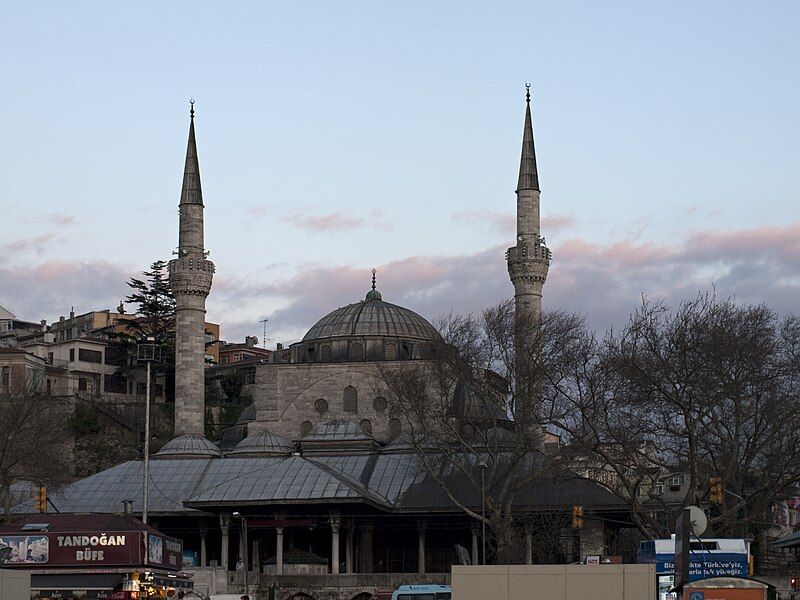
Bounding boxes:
[48,213,77,226]
[214,221,800,343]
[0,260,132,322]
[2,233,57,255]
[453,209,575,235]
[285,212,364,232]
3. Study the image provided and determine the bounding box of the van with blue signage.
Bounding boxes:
[637,537,751,600]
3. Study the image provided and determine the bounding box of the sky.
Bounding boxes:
[2,1,799,344]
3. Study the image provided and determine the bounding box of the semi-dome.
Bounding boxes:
[154,433,222,459]
[228,430,294,456]
[302,292,442,343]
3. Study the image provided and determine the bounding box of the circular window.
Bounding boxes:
[300,420,313,437]
[373,396,388,412]
[388,418,402,440]
[384,343,397,361]
[314,398,329,415]
[360,419,373,436]
[321,344,331,362]
[349,342,364,361]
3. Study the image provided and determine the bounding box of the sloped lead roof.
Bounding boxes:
[301,294,442,343]
[14,452,626,516]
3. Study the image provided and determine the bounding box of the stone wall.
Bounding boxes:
[250,362,414,443]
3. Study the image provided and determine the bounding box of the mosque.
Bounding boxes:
[14,92,631,599]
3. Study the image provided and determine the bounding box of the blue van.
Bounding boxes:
[390,584,452,600]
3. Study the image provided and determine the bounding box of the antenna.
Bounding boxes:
[260,318,269,349]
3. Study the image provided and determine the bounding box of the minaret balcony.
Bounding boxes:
[505,242,552,265]
[168,257,215,296]
[506,243,550,285]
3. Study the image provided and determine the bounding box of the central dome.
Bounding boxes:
[302,293,442,344]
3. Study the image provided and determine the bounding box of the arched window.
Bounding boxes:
[384,343,397,360]
[321,344,331,362]
[314,398,329,415]
[388,418,402,440]
[300,421,313,437]
[343,386,358,413]
[360,419,373,436]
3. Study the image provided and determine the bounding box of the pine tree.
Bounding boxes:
[108,260,177,400]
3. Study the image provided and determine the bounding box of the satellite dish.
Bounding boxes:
[686,505,708,537]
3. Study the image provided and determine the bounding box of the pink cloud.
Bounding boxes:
[2,233,57,255]
[215,221,800,343]
[0,260,132,322]
[285,212,364,232]
[453,209,575,235]
[48,213,76,226]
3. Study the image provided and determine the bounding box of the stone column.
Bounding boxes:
[200,532,207,567]
[417,520,426,574]
[525,525,533,565]
[219,515,230,570]
[471,524,479,565]
[345,521,354,574]
[330,514,341,574]
[579,518,605,562]
[275,527,284,575]
[359,521,374,573]
[252,538,260,573]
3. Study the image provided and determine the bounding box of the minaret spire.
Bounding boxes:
[169,101,215,437]
[506,85,550,427]
[516,83,540,193]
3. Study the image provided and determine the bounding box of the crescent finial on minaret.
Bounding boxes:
[525,82,531,103]
[371,268,377,291]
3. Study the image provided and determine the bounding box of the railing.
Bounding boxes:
[250,572,451,588]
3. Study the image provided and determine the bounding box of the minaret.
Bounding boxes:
[168,102,215,436]
[506,85,550,416]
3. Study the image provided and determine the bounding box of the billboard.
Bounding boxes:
[0,532,141,567]
[147,534,182,570]
[0,535,49,564]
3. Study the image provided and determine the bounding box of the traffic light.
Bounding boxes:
[36,486,47,513]
[709,477,724,505]
[572,505,584,529]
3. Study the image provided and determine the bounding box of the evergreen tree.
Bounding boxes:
[109,260,177,400]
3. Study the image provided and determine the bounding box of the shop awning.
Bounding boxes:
[32,573,125,599]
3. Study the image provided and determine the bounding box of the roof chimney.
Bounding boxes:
[69,307,75,319]
[122,500,133,515]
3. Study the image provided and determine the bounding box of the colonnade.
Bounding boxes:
[199,513,543,574]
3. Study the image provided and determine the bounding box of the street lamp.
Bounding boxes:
[232,512,249,599]
[136,336,161,525]
[478,460,487,565]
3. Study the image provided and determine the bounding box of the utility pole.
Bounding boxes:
[136,337,161,525]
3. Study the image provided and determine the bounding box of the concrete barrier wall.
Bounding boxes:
[0,569,31,600]
[452,564,656,600]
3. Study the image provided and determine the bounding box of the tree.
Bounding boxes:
[108,260,176,399]
[545,294,800,544]
[380,301,580,562]
[0,374,71,522]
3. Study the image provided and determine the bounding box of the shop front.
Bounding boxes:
[0,514,192,599]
